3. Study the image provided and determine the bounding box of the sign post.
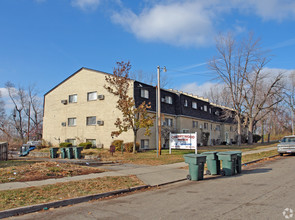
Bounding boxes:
[169,132,198,154]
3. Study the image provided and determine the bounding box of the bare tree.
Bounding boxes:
[203,84,232,107]
[5,82,28,143]
[209,33,249,145]
[0,90,10,139]
[243,69,284,144]
[130,69,170,88]
[26,85,43,139]
[284,71,295,135]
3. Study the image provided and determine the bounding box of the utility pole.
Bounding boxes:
[157,66,166,156]
[27,102,31,142]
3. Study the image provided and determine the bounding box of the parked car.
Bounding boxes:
[277,135,295,156]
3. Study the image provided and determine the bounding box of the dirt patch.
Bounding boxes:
[0,161,104,183]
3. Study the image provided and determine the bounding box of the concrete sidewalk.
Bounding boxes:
[0,162,188,191]
[0,146,278,192]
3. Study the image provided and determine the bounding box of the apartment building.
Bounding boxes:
[43,67,238,149]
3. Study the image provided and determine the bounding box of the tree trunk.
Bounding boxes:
[133,130,137,154]
[261,120,264,143]
[237,117,242,146]
[268,133,270,143]
[248,119,254,145]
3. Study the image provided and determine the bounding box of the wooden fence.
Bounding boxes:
[0,142,8,161]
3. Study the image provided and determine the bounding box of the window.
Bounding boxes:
[66,139,76,145]
[69,94,77,103]
[192,121,198,128]
[182,129,190,133]
[204,123,208,130]
[192,102,197,109]
[141,139,149,149]
[230,126,233,132]
[165,118,173,127]
[209,108,212,114]
[215,111,220,116]
[86,116,96,125]
[87,92,97,101]
[141,89,149,99]
[184,100,188,107]
[216,125,221,131]
[204,105,208,112]
[210,124,213,130]
[165,96,172,104]
[86,139,96,147]
[68,118,76,126]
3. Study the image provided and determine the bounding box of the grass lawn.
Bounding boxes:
[0,175,144,211]
[0,161,104,183]
[242,150,278,164]
[81,142,278,166]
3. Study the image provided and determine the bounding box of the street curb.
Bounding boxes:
[0,185,149,219]
[242,154,280,166]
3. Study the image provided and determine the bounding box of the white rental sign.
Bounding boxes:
[169,132,197,154]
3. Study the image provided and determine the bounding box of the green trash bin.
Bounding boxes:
[227,151,242,174]
[50,147,59,158]
[73,147,83,159]
[183,154,207,181]
[217,152,237,176]
[60,147,67,159]
[66,147,74,159]
[201,151,220,175]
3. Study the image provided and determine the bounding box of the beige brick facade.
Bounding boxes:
[43,68,239,149]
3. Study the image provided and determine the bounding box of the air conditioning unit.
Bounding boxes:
[97,120,104,126]
[61,122,66,127]
[97,95,105,100]
[61,100,67,105]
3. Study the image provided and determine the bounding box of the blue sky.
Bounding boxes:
[0,0,295,99]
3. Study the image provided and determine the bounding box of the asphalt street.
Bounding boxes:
[8,156,295,220]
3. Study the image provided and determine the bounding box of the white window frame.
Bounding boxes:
[69,94,77,103]
[87,91,97,101]
[86,139,96,147]
[192,121,198,128]
[182,129,190,133]
[68,117,76,126]
[192,102,197,109]
[141,89,149,99]
[165,118,173,127]
[86,116,96,126]
[204,105,208,112]
[184,100,188,107]
[66,139,76,145]
[165,96,172,104]
[141,139,149,149]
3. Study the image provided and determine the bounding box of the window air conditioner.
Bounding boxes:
[97,120,104,126]
[97,95,105,100]
[61,122,66,127]
[61,100,67,105]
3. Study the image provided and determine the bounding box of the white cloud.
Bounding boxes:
[111,0,295,47]
[71,0,101,11]
[178,81,219,97]
[237,0,295,21]
[111,1,217,47]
